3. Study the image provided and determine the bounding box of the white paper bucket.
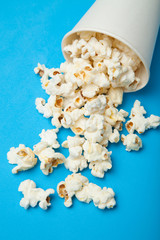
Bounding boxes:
[62,0,160,92]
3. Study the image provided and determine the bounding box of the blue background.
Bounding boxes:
[0,1,160,239]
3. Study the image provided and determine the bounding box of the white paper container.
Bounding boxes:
[62,0,160,92]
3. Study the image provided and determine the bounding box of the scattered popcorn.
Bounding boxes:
[18,180,54,210]
[57,173,89,207]
[33,129,65,175]
[121,133,142,152]
[7,31,160,211]
[62,136,87,172]
[84,114,104,143]
[76,183,116,209]
[112,39,141,71]
[71,116,87,135]
[104,105,128,126]
[7,144,37,174]
[107,87,123,107]
[61,105,85,129]
[126,100,160,134]
[39,129,60,149]
[57,173,116,209]
[109,129,120,143]
[64,32,141,91]
[36,147,65,175]
[35,95,63,128]
[99,122,112,147]
[83,140,112,177]
[83,140,112,163]
[89,160,112,178]
[84,95,106,115]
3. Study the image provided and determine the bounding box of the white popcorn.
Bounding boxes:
[109,129,120,143]
[46,81,76,98]
[18,180,54,210]
[35,98,52,118]
[84,114,104,143]
[57,173,89,207]
[34,63,63,90]
[92,72,110,88]
[62,135,85,148]
[61,105,85,128]
[104,51,140,90]
[71,116,87,135]
[83,140,112,164]
[76,183,116,209]
[89,160,112,178]
[33,128,65,175]
[99,122,112,147]
[93,61,107,73]
[34,147,65,175]
[32,142,48,155]
[73,92,86,108]
[62,31,142,91]
[63,39,82,58]
[64,155,88,173]
[39,129,60,149]
[113,39,141,71]
[57,173,116,209]
[35,95,63,128]
[7,144,37,174]
[35,63,76,98]
[81,84,99,98]
[107,87,123,107]
[126,100,160,134]
[62,136,87,173]
[121,133,142,152]
[84,95,106,115]
[104,106,128,126]
[77,31,96,41]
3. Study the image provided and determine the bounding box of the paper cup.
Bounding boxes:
[62,0,160,92]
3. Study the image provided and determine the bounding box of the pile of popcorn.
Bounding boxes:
[7,32,160,210]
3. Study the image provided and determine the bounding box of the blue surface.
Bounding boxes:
[0,1,160,240]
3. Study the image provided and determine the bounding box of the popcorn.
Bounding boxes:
[81,84,99,98]
[126,100,160,134]
[84,95,106,115]
[83,140,110,162]
[7,144,37,174]
[63,39,82,58]
[107,87,123,107]
[61,105,85,128]
[99,122,112,147]
[77,31,96,41]
[57,173,116,209]
[62,136,87,172]
[84,114,104,143]
[89,160,112,178]
[31,31,160,209]
[109,129,120,143]
[18,180,54,210]
[63,32,142,91]
[71,116,87,135]
[39,129,60,149]
[57,173,89,207]
[35,95,63,128]
[112,39,141,71]
[76,183,116,209]
[62,135,85,148]
[35,98,52,118]
[104,106,128,126]
[121,133,142,152]
[34,147,65,175]
[33,129,65,175]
